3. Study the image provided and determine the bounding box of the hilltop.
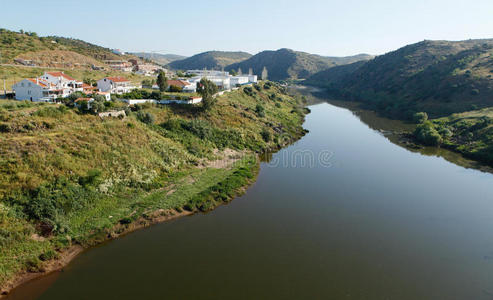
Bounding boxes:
[226,48,373,81]
[130,52,186,66]
[306,39,493,118]
[167,51,252,70]
[0,28,139,68]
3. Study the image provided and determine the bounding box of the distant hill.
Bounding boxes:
[0,28,139,68]
[225,48,373,81]
[130,52,186,65]
[168,51,252,70]
[306,39,493,118]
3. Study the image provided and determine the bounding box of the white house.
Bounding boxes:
[39,72,84,97]
[97,77,136,94]
[12,78,56,102]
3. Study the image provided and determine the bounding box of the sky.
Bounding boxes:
[2,0,493,57]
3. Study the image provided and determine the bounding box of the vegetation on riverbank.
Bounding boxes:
[0,82,307,292]
[410,108,493,165]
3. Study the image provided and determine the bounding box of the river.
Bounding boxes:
[8,95,493,299]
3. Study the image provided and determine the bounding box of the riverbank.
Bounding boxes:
[294,86,493,174]
[0,82,308,296]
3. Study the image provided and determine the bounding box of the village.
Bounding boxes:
[10,65,259,108]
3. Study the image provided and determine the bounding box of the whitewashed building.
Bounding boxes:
[12,78,56,102]
[12,71,86,102]
[97,77,136,94]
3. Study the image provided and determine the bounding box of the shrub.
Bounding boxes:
[0,122,11,133]
[260,129,271,142]
[244,87,254,97]
[169,85,183,93]
[136,111,155,125]
[255,104,265,118]
[39,249,58,261]
[413,112,428,124]
[33,106,68,118]
[414,122,443,146]
[79,169,102,187]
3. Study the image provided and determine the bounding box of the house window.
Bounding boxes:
[21,83,24,87]
[28,90,31,95]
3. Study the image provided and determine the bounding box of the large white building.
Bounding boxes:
[186,72,257,91]
[13,71,84,102]
[97,77,136,94]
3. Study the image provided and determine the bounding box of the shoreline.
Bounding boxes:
[300,88,493,175]
[1,134,305,298]
[0,208,194,298]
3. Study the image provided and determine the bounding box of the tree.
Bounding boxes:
[413,112,428,124]
[414,121,442,146]
[197,78,218,111]
[90,101,105,114]
[156,71,168,92]
[229,70,237,76]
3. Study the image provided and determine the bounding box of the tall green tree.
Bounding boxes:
[156,71,168,92]
[197,78,218,111]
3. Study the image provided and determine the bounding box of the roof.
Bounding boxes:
[167,80,191,87]
[82,83,97,90]
[26,78,54,88]
[106,77,130,82]
[46,72,76,81]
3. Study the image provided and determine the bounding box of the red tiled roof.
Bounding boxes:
[82,83,97,90]
[167,80,190,87]
[46,72,76,81]
[26,78,53,88]
[106,77,129,82]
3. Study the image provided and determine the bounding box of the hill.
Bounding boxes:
[0,83,307,292]
[168,51,252,70]
[130,52,186,66]
[306,39,493,119]
[226,48,372,81]
[0,28,139,68]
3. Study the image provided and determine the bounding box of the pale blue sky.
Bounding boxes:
[2,0,493,57]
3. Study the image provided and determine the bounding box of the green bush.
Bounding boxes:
[413,112,428,124]
[255,104,265,118]
[414,122,443,146]
[260,129,271,142]
[136,111,155,125]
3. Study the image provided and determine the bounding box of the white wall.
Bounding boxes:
[13,79,44,101]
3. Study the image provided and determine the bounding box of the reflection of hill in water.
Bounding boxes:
[291,86,493,174]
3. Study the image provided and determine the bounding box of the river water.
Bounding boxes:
[8,98,493,299]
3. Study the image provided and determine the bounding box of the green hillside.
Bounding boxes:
[0,28,138,66]
[168,51,252,70]
[226,48,372,81]
[306,39,493,119]
[0,83,307,291]
[131,53,186,66]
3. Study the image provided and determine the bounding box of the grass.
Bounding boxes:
[0,81,307,288]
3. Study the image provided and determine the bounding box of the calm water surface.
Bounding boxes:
[9,100,493,300]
